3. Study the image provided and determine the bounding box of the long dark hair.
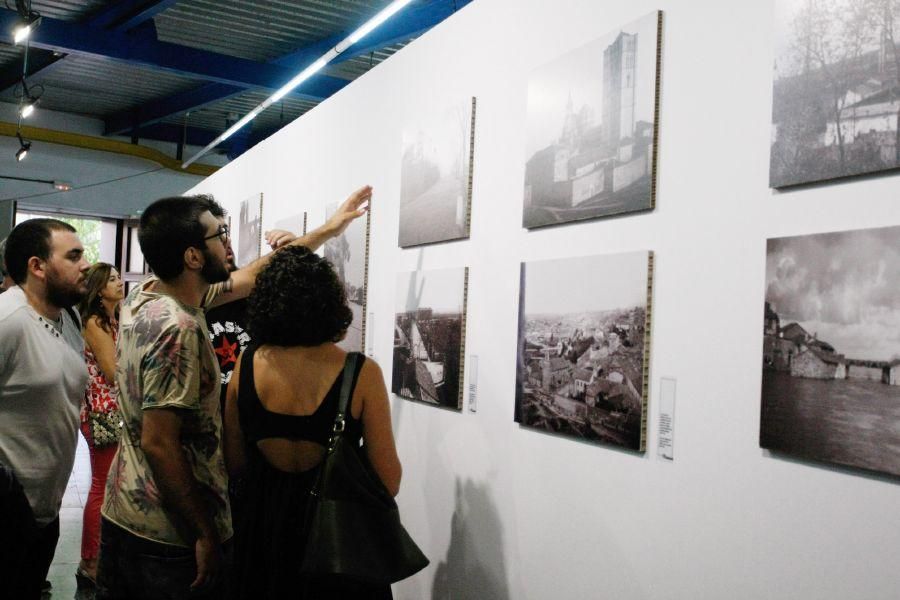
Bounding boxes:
[77,262,119,333]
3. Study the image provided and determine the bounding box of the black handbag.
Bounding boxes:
[300,352,429,585]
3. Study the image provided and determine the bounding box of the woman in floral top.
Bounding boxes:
[75,263,124,585]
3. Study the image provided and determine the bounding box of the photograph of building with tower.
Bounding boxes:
[523,11,661,228]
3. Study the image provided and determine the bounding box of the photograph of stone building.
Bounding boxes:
[398,98,475,247]
[761,225,900,477]
[392,267,468,410]
[324,203,369,352]
[237,193,262,267]
[515,251,653,451]
[770,0,900,187]
[522,11,661,228]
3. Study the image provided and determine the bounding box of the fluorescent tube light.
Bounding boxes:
[20,102,35,118]
[347,0,414,46]
[182,0,416,168]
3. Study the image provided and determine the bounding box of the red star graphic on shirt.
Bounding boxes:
[214,337,238,367]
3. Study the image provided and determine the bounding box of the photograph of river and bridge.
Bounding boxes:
[515,251,652,451]
[761,226,900,477]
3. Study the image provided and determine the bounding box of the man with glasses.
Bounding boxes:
[96,187,371,599]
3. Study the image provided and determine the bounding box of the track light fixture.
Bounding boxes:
[16,132,31,162]
[17,78,42,119]
[20,99,35,118]
[13,16,39,44]
[12,0,41,45]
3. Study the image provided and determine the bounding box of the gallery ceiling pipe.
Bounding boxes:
[0,121,219,176]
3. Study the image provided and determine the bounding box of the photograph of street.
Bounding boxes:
[237,193,262,268]
[770,0,900,187]
[392,267,468,410]
[398,98,474,247]
[324,203,369,352]
[523,11,661,228]
[761,226,900,476]
[515,251,652,451]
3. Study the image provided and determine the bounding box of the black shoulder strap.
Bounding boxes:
[64,306,81,329]
[327,352,360,449]
[336,352,360,418]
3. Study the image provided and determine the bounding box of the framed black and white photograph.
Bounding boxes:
[392,267,468,410]
[523,11,662,229]
[274,212,307,237]
[398,98,475,247]
[771,0,900,187]
[237,193,263,268]
[761,226,900,477]
[515,251,653,451]
[324,203,369,352]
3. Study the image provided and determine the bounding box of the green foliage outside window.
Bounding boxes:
[15,212,102,265]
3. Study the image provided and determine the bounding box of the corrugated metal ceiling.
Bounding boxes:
[0,52,200,118]
[155,0,423,62]
[0,0,445,153]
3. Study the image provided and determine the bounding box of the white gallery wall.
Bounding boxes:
[189,0,900,598]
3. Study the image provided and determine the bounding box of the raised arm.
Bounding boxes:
[207,185,372,309]
[355,359,402,497]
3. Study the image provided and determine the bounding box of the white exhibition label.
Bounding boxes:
[468,354,478,413]
[658,377,676,461]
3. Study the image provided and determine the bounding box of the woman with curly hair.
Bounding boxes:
[223,245,401,599]
[75,262,124,586]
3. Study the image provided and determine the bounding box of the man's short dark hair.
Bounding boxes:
[248,246,353,346]
[207,200,226,220]
[4,218,76,285]
[138,194,224,281]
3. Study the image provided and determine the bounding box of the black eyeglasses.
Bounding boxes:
[203,225,229,244]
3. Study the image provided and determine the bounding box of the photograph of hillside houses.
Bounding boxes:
[770,0,900,187]
[237,193,262,268]
[398,98,474,247]
[761,226,900,477]
[515,251,653,450]
[392,267,468,410]
[522,11,661,229]
[324,203,369,352]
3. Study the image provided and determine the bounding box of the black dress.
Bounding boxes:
[231,346,393,600]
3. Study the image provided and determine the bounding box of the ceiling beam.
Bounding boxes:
[0,9,349,96]
[86,0,180,32]
[0,121,219,176]
[0,48,65,94]
[103,0,472,136]
[0,1,178,95]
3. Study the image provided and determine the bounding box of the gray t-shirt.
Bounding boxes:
[0,286,88,525]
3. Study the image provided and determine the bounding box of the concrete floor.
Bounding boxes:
[46,434,94,600]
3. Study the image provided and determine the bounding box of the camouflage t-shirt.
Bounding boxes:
[102,276,232,547]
